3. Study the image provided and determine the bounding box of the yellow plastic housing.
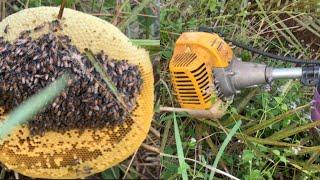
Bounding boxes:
[169,32,233,109]
[0,7,154,179]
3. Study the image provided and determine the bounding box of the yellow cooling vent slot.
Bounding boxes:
[169,32,233,109]
[0,7,154,179]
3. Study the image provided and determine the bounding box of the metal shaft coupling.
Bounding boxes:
[213,58,270,99]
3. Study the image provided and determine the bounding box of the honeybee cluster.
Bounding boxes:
[0,20,143,135]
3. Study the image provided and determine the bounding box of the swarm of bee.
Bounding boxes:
[0,20,143,135]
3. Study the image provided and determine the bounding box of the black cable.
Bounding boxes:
[224,37,320,65]
[198,26,320,65]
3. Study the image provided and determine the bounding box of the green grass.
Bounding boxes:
[160,0,320,179]
[173,112,188,180]
[209,120,241,179]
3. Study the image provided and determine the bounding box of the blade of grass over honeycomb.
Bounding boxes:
[0,74,69,140]
[130,39,160,53]
[84,48,128,109]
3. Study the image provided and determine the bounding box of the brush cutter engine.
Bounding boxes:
[169,32,320,110]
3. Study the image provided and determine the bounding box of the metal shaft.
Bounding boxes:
[270,68,302,80]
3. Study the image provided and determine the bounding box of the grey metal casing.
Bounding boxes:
[213,58,303,99]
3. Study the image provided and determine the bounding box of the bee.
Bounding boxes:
[33,24,45,32]
[50,20,62,32]
[4,24,9,34]
[93,105,100,111]
[19,30,31,38]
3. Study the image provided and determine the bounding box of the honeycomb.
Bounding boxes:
[0,7,154,179]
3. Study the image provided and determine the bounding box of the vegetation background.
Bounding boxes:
[0,0,160,179]
[160,0,320,179]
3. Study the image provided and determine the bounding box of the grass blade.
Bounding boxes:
[130,39,160,52]
[254,0,287,50]
[209,120,242,179]
[198,119,304,147]
[273,16,305,53]
[173,112,188,180]
[118,0,152,31]
[238,134,302,147]
[292,16,320,39]
[0,73,69,140]
[244,103,310,135]
[298,145,320,155]
[161,153,240,180]
[84,48,127,109]
[160,79,174,152]
[267,120,320,141]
